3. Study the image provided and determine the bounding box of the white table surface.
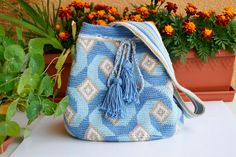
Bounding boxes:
[7,101,236,157]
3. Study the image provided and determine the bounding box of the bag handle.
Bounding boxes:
[111,21,205,118]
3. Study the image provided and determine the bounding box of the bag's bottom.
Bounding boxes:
[64,118,183,142]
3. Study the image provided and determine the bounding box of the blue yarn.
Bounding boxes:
[121,60,140,105]
[99,78,125,119]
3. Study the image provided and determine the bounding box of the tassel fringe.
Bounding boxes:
[121,60,140,105]
[99,78,125,119]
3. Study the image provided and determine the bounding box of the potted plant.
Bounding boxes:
[128,0,236,101]
[0,0,70,100]
[0,25,68,153]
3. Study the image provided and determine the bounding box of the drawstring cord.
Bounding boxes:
[99,39,144,119]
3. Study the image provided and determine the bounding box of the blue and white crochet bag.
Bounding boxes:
[64,22,205,142]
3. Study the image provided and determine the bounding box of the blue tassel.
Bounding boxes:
[121,60,140,105]
[99,78,125,119]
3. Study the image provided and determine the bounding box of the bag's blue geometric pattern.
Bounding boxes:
[64,23,204,141]
[64,23,185,142]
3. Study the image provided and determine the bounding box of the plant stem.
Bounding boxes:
[0,77,20,88]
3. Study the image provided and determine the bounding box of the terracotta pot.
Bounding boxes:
[0,137,14,154]
[44,53,72,99]
[173,50,236,101]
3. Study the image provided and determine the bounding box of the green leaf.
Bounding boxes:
[0,121,21,137]
[55,48,70,71]
[42,99,56,116]
[0,115,5,122]
[55,53,65,71]
[17,68,40,96]
[3,44,25,73]
[6,99,19,121]
[17,0,47,29]
[29,38,63,74]
[28,38,63,73]
[2,37,15,48]
[29,53,45,74]
[16,27,24,46]
[26,98,42,124]
[0,73,15,93]
[57,72,62,89]
[0,14,48,37]
[54,96,69,117]
[29,38,62,57]
[38,75,54,97]
[0,25,5,37]
[0,45,4,61]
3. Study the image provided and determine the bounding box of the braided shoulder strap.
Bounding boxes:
[111,21,205,118]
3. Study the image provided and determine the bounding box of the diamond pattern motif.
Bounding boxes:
[85,125,103,141]
[78,37,96,53]
[100,58,114,76]
[77,78,99,102]
[108,117,119,125]
[129,125,150,141]
[151,101,171,123]
[140,54,159,74]
[64,106,76,124]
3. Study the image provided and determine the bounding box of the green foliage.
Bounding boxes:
[0,25,5,37]
[0,74,15,93]
[42,99,57,116]
[0,0,63,51]
[0,26,68,145]
[6,99,18,121]
[0,121,21,137]
[28,37,63,74]
[54,96,69,117]
[38,75,54,97]
[3,45,25,73]
[26,96,43,124]
[17,68,40,97]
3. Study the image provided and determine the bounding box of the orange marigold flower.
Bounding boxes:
[108,7,120,16]
[59,6,73,19]
[136,6,149,18]
[162,24,174,36]
[183,20,196,34]
[185,3,197,15]
[130,14,143,22]
[96,20,107,26]
[165,2,178,13]
[55,24,60,33]
[216,14,230,26]
[107,14,116,22]
[59,32,71,41]
[94,4,108,11]
[87,12,97,20]
[71,0,87,9]
[224,6,236,19]
[121,16,129,22]
[201,28,213,40]
[197,10,213,18]
[97,10,106,17]
[84,2,90,8]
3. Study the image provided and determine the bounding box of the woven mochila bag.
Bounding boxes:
[64,22,205,142]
